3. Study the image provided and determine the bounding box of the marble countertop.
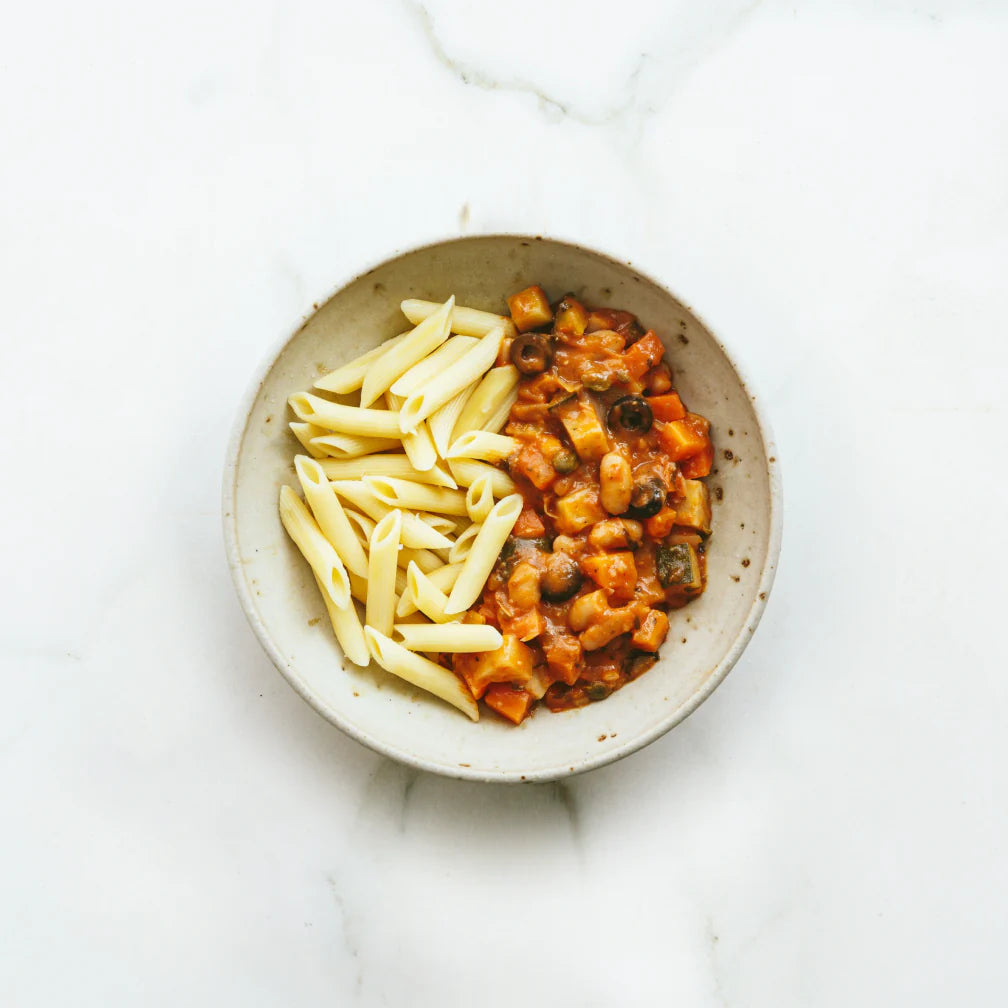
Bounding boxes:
[2,1,1006,1004]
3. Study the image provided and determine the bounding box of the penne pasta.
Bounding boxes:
[401,298,517,340]
[289,392,403,439]
[330,481,454,551]
[448,522,481,564]
[398,327,505,432]
[364,476,470,518]
[451,365,520,440]
[402,561,452,622]
[447,430,518,463]
[465,475,495,524]
[385,390,437,472]
[278,485,351,609]
[418,513,461,535]
[364,628,479,721]
[290,421,329,459]
[447,458,517,498]
[346,509,445,575]
[320,455,456,489]
[343,508,375,552]
[308,433,401,459]
[394,621,503,654]
[360,297,454,407]
[429,385,475,458]
[350,568,407,605]
[313,331,410,394]
[389,335,479,397]
[295,455,369,579]
[396,561,465,618]
[365,510,402,638]
[445,494,523,615]
[315,574,370,667]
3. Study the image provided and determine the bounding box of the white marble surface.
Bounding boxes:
[2,0,1006,1004]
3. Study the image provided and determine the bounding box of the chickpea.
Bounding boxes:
[568,589,608,632]
[507,561,541,609]
[599,452,633,515]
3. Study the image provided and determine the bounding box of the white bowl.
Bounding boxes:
[223,235,782,782]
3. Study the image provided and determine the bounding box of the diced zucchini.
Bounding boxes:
[674,479,711,535]
[656,542,702,590]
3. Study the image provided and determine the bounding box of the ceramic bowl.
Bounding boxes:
[223,235,781,782]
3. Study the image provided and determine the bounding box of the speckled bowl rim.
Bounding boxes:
[222,233,783,783]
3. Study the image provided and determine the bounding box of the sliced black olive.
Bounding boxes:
[510,332,554,375]
[607,394,653,433]
[627,476,666,519]
[497,535,552,579]
[551,449,579,474]
[540,553,583,603]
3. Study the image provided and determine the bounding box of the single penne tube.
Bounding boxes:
[385,390,437,472]
[350,568,407,605]
[289,393,403,439]
[398,327,504,431]
[330,481,454,551]
[360,297,454,407]
[313,331,410,394]
[395,621,503,654]
[364,627,479,721]
[314,574,370,667]
[447,458,517,498]
[401,298,517,340]
[365,510,402,638]
[447,430,518,463]
[465,475,495,523]
[320,455,456,489]
[429,385,475,458]
[403,561,452,623]
[448,522,481,564]
[290,421,329,459]
[343,508,375,552]
[309,433,401,459]
[445,494,523,614]
[278,485,351,609]
[389,335,479,397]
[451,365,520,439]
[396,561,465,618]
[295,455,369,578]
[364,475,470,518]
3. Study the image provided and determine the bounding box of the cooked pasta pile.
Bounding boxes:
[280,297,525,721]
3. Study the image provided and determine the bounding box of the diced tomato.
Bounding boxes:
[484,684,533,724]
[646,393,686,422]
[679,444,713,478]
[645,506,679,539]
[622,331,665,381]
[512,443,556,490]
[512,506,546,538]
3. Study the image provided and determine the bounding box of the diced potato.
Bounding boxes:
[554,295,588,336]
[580,552,637,603]
[550,396,610,462]
[631,609,669,652]
[674,479,712,535]
[553,487,607,534]
[507,285,554,332]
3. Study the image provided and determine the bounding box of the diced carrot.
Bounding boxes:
[679,444,713,478]
[631,609,669,652]
[657,413,710,462]
[507,285,553,333]
[484,684,533,725]
[512,506,546,538]
[645,506,679,539]
[647,393,686,422]
[512,443,556,490]
[580,552,637,603]
[622,331,665,380]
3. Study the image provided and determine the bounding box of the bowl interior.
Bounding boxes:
[224,235,780,782]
